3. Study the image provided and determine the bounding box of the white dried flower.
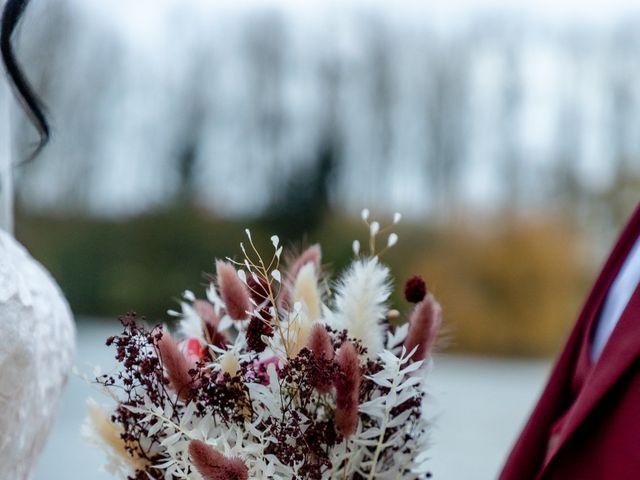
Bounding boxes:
[237,269,247,284]
[326,258,391,358]
[352,240,361,255]
[387,233,398,248]
[90,227,436,480]
[219,350,240,376]
[271,269,281,283]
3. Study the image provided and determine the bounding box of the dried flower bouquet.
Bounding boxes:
[86,211,441,480]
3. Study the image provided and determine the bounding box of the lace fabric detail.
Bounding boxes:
[0,230,75,480]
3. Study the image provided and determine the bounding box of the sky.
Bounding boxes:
[83,0,640,31]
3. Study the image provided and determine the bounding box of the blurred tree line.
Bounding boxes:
[15,205,597,357]
[4,0,640,356]
[5,0,638,229]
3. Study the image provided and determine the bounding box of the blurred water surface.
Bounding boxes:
[34,320,551,480]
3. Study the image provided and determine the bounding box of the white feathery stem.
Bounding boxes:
[329,258,390,358]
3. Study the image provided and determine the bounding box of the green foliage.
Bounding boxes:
[15,209,592,357]
[16,208,247,320]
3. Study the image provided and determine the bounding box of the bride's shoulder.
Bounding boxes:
[0,228,74,335]
[0,231,75,477]
[0,228,34,306]
[0,227,74,385]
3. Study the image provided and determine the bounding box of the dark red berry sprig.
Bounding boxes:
[404,276,427,303]
[246,316,274,353]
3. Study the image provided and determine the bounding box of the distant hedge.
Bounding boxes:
[15,209,592,357]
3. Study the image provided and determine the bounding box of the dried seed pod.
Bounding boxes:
[403,293,442,362]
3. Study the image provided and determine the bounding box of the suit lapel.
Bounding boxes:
[543,285,640,463]
[503,205,640,479]
[542,204,640,471]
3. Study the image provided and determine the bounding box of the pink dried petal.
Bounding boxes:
[189,440,249,480]
[177,338,205,365]
[156,330,193,401]
[403,293,442,362]
[194,299,220,328]
[194,299,228,348]
[216,260,251,320]
[334,341,361,437]
[244,356,280,385]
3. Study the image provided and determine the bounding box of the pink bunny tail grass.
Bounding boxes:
[156,330,193,401]
[216,260,251,320]
[403,293,442,363]
[289,244,322,280]
[307,324,335,393]
[189,440,249,480]
[194,299,227,348]
[194,299,220,328]
[307,324,334,360]
[280,244,322,310]
[334,341,361,437]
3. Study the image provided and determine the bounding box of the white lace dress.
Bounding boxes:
[0,229,75,480]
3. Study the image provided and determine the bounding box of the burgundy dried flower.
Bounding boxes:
[334,341,361,437]
[403,293,442,362]
[189,439,249,480]
[404,275,427,303]
[216,260,251,320]
[245,274,271,306]
[156,330,193,400]
[246,317,274,353]
[205,326,228,351]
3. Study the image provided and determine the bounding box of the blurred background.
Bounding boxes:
[1,0,638,478]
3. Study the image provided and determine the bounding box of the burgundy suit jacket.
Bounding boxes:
[501,203,640,480]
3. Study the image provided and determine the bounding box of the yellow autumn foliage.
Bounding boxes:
[407,218,592,356]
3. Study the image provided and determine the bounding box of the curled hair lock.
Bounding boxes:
[1,0,49,161]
